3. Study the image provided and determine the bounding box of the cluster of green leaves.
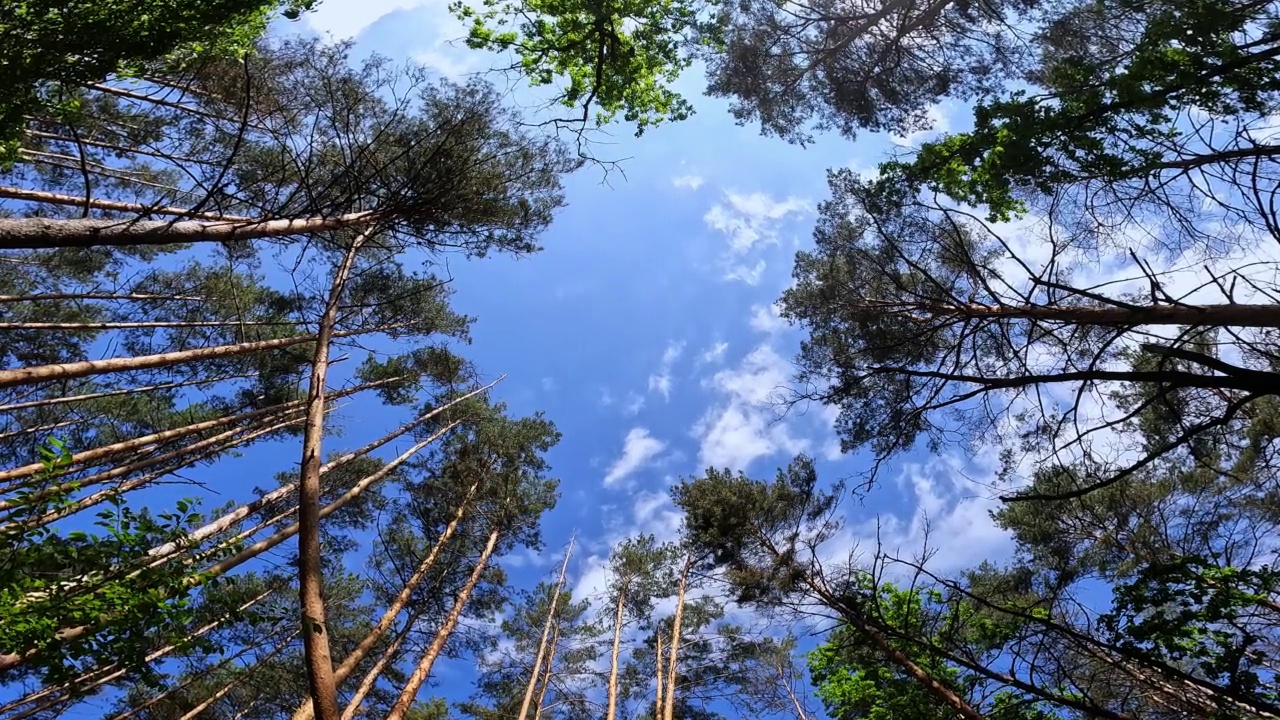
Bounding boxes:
[0,439,225,683]
[450,0,712,134]
[1102,557,1280,702]
[0,0,318,164]
[878,0,1280,220]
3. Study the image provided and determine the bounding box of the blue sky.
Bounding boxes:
[291,0,1014,655]
[284,0,1015,660]
[1,3,1015,716]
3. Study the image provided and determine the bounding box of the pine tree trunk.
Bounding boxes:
[531,623,559,720]
[0,185,252,221]
[299,233,368,720]
[0,211,380,250]
[655,632,665,720]
[289,479,483,720]
[663,553,692,720]
[5,412,303,533]
[338,619,414,720]
[517,538,574,720]
[0,587,275,717]
[606,581,629,720]
[0,330,322,390]
[147,383,491,567]
[384,526,503,720]
[0,424,455,675]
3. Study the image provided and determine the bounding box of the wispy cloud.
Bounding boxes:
[748,302,787,334]
[704,191,808,255]
[693,344,809,470]
[698,341,729,365]
[623,391,646,416]
[647,340,686,402]
[672,174,706,191]
[603,428,667,487]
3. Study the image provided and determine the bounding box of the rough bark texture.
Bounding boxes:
[289,479,483,720]
[385,527,503,720]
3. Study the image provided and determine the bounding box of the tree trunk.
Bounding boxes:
[0,424,455,675]
[0,390,322,489]
[531,623,560,720]
[0,320,294,330]
[297,234,367,720]
[4,412,303,534]
[172,632,299,720]
[385,526,503,720]
[0,210,381,250]
[663,553,692,720]
[0,373,248,412]
[148,382,495,568]
[605,581,629,720]
[898,300,1280,329]
[289,479,483,720]
[0,586,275,717]
[517,537,575,720]
[655,632,665,720]
[338,620,414,720]
[0,329,327,390]
[0,185,251,221]
[0,292,207,304]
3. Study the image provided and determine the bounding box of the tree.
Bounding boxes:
[0,29,577,720]
[603,535,679,720]
[0,0,316,163]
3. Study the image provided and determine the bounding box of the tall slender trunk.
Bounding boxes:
[173,631,300,720]
[655,632,665,720]
[0,210,382,250]
[4,412,303,533]
[298,234,368,720]
[0,292,207,304]
[0,389,328,489]
[0,587,276,716]
[0,424,455,675]
[338,620,414,720]
[149,382,496,568]
[385,526,503,720]
[0,328,344,390]
[289,479,483,720]
[897,300,1280,328]
[0,185,252,221]
[0,320,293,331]
[663,553,693,720]
[531,623,560,720]
[518,537,575,720]
[605,581,629,720]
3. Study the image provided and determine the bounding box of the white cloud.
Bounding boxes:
[603,428,667,487]
[411,48,475,81]
[672,174,706,191]
[704,191,808,255]
[842,454,1012,574]
[647,340,685,402]
[749,302,788,334]
[698,341,729,365]
[600,388,614,407]
[623,392,646,416]
[541,377,558,392]
[304,0,424,38]
[890,103,952,147]
[725,259,767,285]
[693,344,809,470]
